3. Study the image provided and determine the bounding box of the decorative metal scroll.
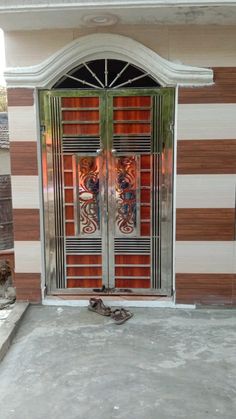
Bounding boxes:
[78,157,100,235]
[115,156,138,235]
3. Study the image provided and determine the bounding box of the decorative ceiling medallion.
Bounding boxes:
[82,14,118,27]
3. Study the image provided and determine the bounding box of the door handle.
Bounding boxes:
[96,148,103,156]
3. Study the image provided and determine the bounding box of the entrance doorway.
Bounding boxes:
[40,60,174,295]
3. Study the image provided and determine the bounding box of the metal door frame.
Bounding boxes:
[39,87,175,296]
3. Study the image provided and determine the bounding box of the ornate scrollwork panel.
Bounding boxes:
[115,156,138,236]
[78,157,100,235]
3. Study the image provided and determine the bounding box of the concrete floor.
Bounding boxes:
[0,306,235,419]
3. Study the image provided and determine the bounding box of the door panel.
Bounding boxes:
[62,95,104,289]
[108,93,153,289]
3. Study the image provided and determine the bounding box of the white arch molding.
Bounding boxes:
[4,33,213,88]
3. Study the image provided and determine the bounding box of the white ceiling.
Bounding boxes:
[0,1,236,30]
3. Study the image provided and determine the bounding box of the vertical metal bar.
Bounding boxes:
[100,92,109,288]
[105,59,108,88]
[107,91,115,289]
[159,88,175,296]
[151,94,160,289]
[136,155,141,237]
[51,95,65,289]
[72,154,79,236]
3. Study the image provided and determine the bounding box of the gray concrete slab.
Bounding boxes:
[0,306,235,419]
[0,302,29,362]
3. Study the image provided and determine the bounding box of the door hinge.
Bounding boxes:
[169,122,175,133]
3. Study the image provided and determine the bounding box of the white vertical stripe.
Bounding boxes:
[178,104,236,140]
[176,175,236,208]
[14,241,41,273]
[8,106,37,141]
[12,176,40,208]
[175,242,235,274]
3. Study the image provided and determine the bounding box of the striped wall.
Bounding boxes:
[8,68,236,304]
[176,68,236,305]
[8,88,42,302]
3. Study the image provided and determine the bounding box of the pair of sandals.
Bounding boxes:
[88,298,133,325]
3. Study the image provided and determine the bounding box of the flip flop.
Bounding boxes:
[111,308,133,325]
[88,298,111,316]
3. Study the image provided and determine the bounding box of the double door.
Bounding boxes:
[40,89,174,294]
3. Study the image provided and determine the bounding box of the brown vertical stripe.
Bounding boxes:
[179,67,236,104]
[13,209,40,241]
[10,142,38,175]
[176,209,235,241]
[176,274,234,305]
[14,273,41,303]
[7,88,34,106]
[177,140,236,174]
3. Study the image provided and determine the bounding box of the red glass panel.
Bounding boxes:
[64,189,73,203]
[63,155,72,170]
[141,155,151,169]
[65,222,75,236]
[141,223,150,236]
[64,172,73,187]
[62,110,99,121]
[67,267,102,276]
[141,172,151,186]
[113,96,151,107]
[67,255,102,265]
[63,124,99,135]
[141,189,150,203]
[65,206,74,220]
[115,255,150,265]
[113,110,151,121]
[62,97,99,108]
[115,267,150,277]
[67,278,102,288]
[115,278,150,288]
[114,123,150,135]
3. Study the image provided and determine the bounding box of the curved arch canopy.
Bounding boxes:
[4,33,214,88]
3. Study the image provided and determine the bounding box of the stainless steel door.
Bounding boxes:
[40,88,175,294]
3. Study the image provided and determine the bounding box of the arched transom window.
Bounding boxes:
[53,59,160,89]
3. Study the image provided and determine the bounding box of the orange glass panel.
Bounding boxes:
[64,189,73,203]
[63,155,72,170]
[141,189,150,203]
[63,124,99,135]
[67,267,102,276]
[113,110,151,121]
[114,123,150,135]
[115,278,150,288]
[64,172,73,187]
[67,255,102,265]
[62,110,99,121]
[113,96,151,107]
[62,97,99,108]
[115,267,150,277]
[141,155,151,169]
[141,206,150,219]
[141,172,151,186]
[67,278,102,288]
[115,255,150,265]
[65,206,74,220]
[65,222,75,236]
[141,223,150,236]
